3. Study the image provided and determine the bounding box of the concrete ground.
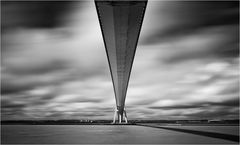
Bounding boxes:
[2,125,239,144]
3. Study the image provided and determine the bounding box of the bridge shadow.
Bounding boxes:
[137,124,239,143]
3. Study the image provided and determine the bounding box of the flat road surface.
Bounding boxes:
[2,124,239,144]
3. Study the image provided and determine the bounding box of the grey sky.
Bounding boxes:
[1,1,239,120]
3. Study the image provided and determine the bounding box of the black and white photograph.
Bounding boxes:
[1,0,239,144]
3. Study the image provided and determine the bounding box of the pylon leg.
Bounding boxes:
[112,108,128,124]
[119,114,122,123]
[124,110,128,123]
[112,109,117,124]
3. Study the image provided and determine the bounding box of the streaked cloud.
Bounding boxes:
[1,1,239,120]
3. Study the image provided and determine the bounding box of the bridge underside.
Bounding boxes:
[95,0,147,123]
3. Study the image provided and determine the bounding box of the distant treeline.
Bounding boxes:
[1,119,239,125]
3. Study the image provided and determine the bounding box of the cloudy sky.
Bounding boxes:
[1,1,239,120]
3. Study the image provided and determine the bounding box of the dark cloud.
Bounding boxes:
[1,99,26,109]
[1,72,66,95]
[162,27,239,64]
[218,82,239,96]
[1,58,78,95]
[149,98,239,110]
[44,111,107,119]
[5,59,70,76]
[1,1,81,31]
[184,108,239,119]
[30,94,58,106]
[138,1,239,65]
[2,76,53,95]
[1,60,107,95]
[1,99,27,120]
[77,98,103,103]
[210,98,239,107]
[149,105,201,110]
[53,95,103,103]
[1,81,34,95]
[142,1,239,44]
[164,44,238,64]
[212,36,239,58]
